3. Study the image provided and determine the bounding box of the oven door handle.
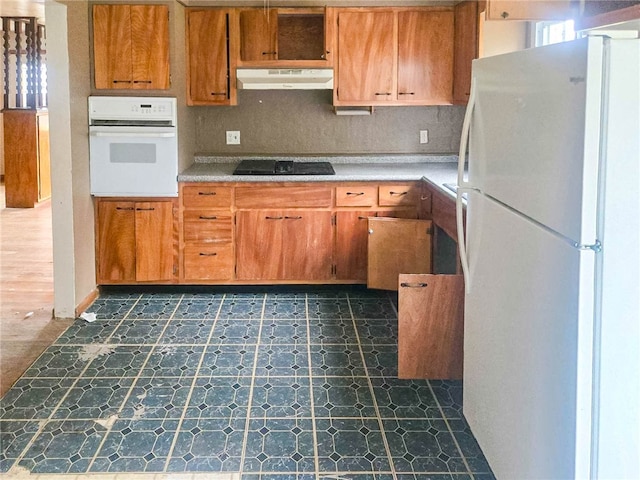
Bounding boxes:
[90,131,176,138]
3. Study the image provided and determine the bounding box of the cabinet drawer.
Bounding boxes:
[183,244,234,280]
[335,186,377,207]
[235,186,332,208]
[379,185,419,206]
[182,185,233,208]
[183,211,233,243]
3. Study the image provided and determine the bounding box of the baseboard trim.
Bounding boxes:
[75,288,99,317]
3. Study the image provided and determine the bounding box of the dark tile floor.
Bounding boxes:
[0,287,494,479]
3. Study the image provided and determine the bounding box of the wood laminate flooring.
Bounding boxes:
[0,185,73,397]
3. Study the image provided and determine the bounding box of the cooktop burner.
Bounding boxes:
[233,160,335,176]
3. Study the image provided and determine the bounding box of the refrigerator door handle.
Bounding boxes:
[457,77,477,292]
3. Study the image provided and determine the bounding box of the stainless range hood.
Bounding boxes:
[236,68,333,90]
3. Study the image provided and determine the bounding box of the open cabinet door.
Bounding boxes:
[367,217,432,291]
[398,274,464,379]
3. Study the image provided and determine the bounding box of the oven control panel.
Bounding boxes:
[89,96,177,125]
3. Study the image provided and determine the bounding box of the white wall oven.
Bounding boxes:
[89,96,178,197]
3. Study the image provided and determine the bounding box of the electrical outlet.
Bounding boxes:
[420,130,429,144]
[226,131,240,145]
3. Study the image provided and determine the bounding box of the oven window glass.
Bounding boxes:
[110,143,157,163]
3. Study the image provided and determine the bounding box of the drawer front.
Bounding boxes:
[335,186,377,207]
[182,185,233,209]
[183,211,233,243]
[379,185,419,206]
[235,186,332,208]
[183,244,234,280]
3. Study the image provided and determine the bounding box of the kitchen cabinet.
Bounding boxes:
[485,0,572,20]
[453,0,479,105]
[236,210,333,281]
[398,273,464,379]
[2,110,50,208]
[96,199,177,284]
[367,217,433,291]
[334,7,454,106]
[93,4,169,90]
[186,9,234,106]
[180,185,234,282]
[236,8,333,67]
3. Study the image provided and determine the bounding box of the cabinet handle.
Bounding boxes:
[133,80,153,84]
[358,216,369,220]
[346,192,365,196]
[116,206,135,211]
[265,216,283,220]
[135,207,155,211]
[400,282,428,288]
[112,80,132,84]
[398,92,415,95]
[198,192,216,196]
[501,11,509,18]
[390,191,408,196]
[199,215,218,220]
[210,92,226,96]
[199,252,217,256]
[285,216,302,220]
[375,92,392,96]
[262,51,277,55]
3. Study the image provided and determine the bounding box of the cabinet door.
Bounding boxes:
[453,0,478,105]
[283,211,333,280]
[239,9,278,61]
[93,4,132,89]
[97,201,136,282]
[367,217,432,291]
[335,211,373,281]
[236,210,285,280]
[336,11,395,103]
[398,274,464,379]
[130,5,169,89]
[398,10,454,104]
[187,9,229,104]
[135,202,174,281]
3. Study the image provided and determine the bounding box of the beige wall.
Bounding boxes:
[481,13,530,58]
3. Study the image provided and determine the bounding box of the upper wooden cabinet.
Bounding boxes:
[334,8,454,106]
[186,9,233,105]
[235,8,333,67]
[453,0,479,105]
[486,0,573,20]
[93,4,170,90]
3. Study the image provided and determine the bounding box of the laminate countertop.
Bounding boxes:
[178,156,462,196]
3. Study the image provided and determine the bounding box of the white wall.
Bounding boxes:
[480,12,530,58]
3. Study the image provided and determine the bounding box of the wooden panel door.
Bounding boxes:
[335,211,372,281]
[336,11,395,103]
[367,217,432,291]
[283,211,333,280]
[398,274,464,379]
[187,9,229,104]
[130,5,170,89]
[239,9,278,61]
[93,4,132,89]
[398,10,454,104]
[135,202,175,281]
[36,113,51,201]
[236,210,285,280]
[453,0,479,104]
[97,201,136,282]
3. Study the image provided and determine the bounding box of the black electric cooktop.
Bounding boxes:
[233,160,335,176]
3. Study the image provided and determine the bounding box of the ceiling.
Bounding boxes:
[0,0,45,19]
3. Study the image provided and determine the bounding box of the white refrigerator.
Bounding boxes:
[456,36,639,479]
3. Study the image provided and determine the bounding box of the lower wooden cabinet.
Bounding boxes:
[183,244,234,280]
[397,273,464,379]
[236,210,333,281]
[96,199,177,284]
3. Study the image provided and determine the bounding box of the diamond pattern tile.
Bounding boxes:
[0,287,492,478]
